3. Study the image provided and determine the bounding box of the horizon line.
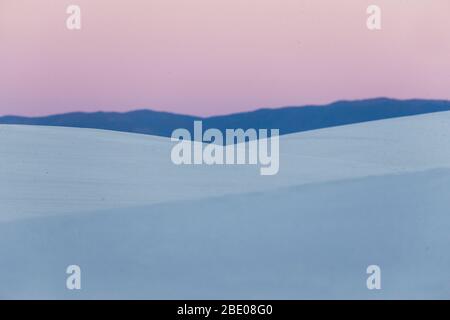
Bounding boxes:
[2,97,450,119]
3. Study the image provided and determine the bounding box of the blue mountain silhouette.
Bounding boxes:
[1,98,450,138]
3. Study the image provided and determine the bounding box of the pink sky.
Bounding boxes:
[0,0,449,116]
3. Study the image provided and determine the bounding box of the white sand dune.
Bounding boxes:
[0,111,450,299]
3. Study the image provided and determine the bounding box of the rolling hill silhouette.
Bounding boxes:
[1,98,450,138]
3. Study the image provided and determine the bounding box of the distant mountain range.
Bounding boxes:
[1,98,450,138]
